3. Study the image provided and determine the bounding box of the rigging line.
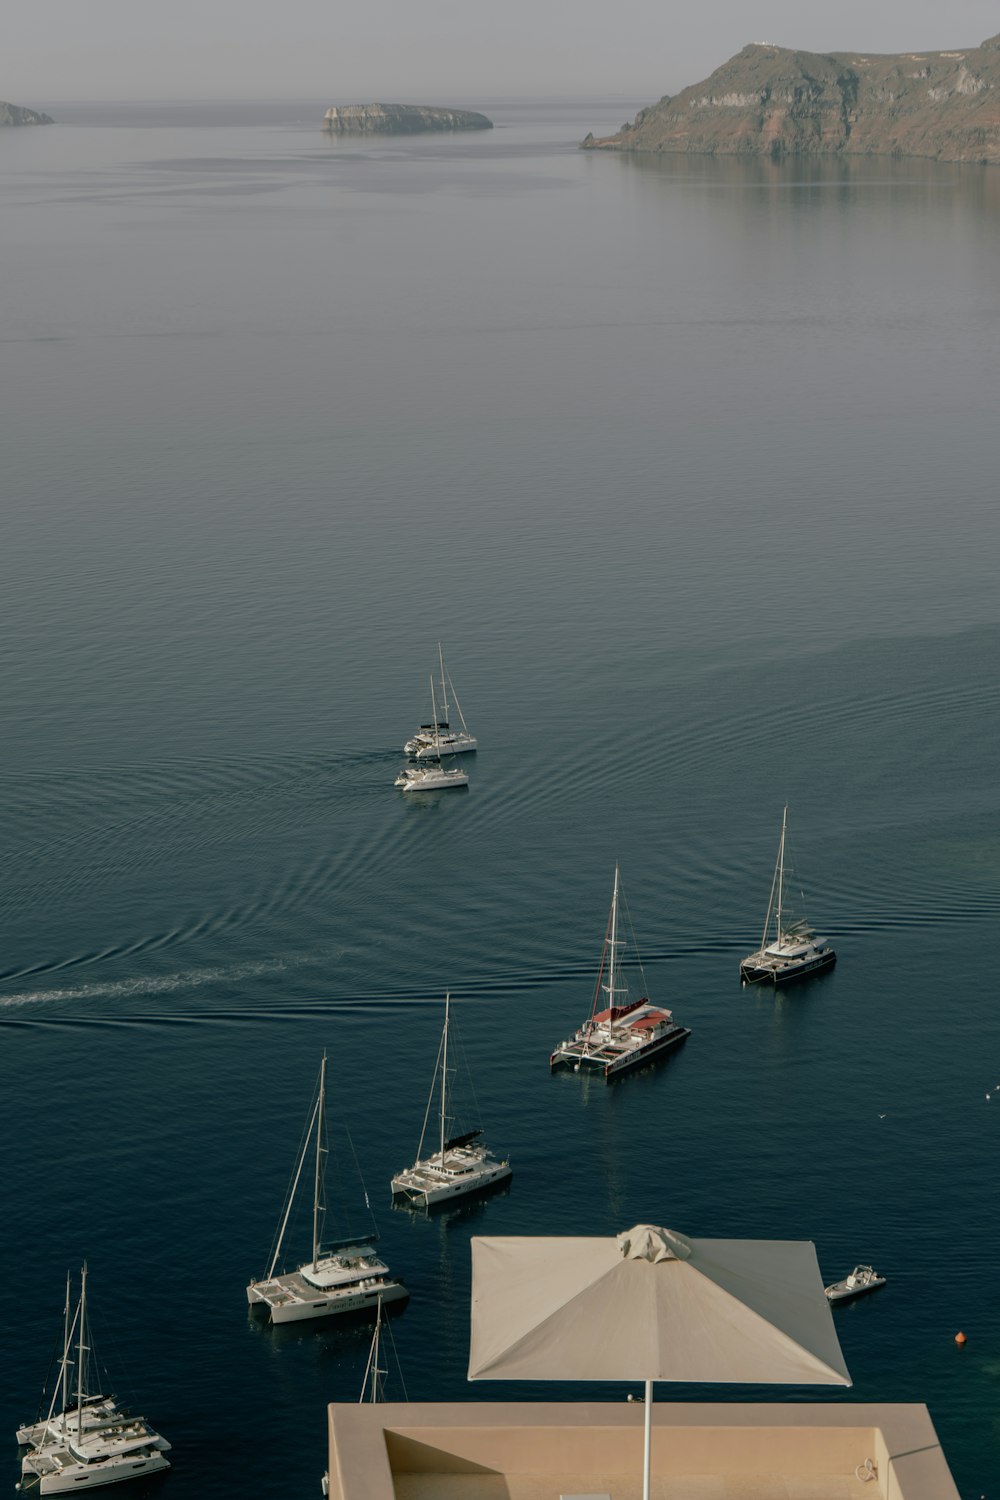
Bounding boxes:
[619,885,649,997]
[449,1005,483,1132]
[32,1323,66,1427]
[448,677,470,734]
[343,1123,378,1236]
[267,1090,321,1278]
[384,1311,409,1403]
[95,1319,138,1418]
[43,1299,82,1430]
[264,1070,323,1273]
[415,1025,447,1164]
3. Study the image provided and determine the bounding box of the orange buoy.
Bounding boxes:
[955,1331,967,1344]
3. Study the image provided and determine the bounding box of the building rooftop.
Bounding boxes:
[326,1401,959,1500]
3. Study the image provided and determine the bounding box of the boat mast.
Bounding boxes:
[312,1052,327,1269]
[437,644,449,726]
[439,994,450,1164]
[76,1263,88,1444]
[59,1271,72,1438]
[775,806,788,942]
[429,675,441,758]
[360,1299,385,1403]
[606,865,622,1019]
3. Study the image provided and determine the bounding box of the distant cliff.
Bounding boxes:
[583,33,1000,164]
[323,103,492,135]
[0,100,53,126]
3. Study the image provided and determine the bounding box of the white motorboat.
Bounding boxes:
[404,645,477,758]
[391,994,511,1207]
[825,1265,886,1303]
[18,1268,170,1495]
[740,807,836,985]
[247,1055,408,1324]
[550,866,691,1081]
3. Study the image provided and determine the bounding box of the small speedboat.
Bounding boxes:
[825,1265,886,1303]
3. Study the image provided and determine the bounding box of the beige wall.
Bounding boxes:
[327,1402,959,1500]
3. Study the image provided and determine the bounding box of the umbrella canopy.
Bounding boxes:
[469,1222,850,1387]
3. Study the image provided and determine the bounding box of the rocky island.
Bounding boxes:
[583,32,1000,164]
[323,103,492,135]
[0,100,53,126]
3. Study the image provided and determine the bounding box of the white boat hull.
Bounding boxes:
[247,1272,408,1324]
[740,947,835,985]
[392,1160,511,1207]
[395,767,469,792]
[268,1280,408,1325]
[408,734,477,758]
[23,1450,170,1493]
[825,1267,886,1303]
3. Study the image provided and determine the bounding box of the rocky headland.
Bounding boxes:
[323,103,492,135]
[0,100,53,126]
[583,32,1000,164]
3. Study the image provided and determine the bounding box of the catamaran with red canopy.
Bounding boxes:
[549,865,690,1081]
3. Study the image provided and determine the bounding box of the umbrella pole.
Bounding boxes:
[643,1379,652,1500]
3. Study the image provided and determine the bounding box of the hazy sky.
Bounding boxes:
[7,0,1000,104]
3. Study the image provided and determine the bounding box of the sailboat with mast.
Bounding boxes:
[404,645,477,758]
[321,1295,401,1495]
[395,674,469,793]
[740,806,836,985]
[16,1273,119,1451]
[247,1055,408,1324]
[18,1267,171,1494]
[550,865,691,1081]
[391,995,511,1207]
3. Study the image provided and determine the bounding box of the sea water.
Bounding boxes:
[1,98,999,1498]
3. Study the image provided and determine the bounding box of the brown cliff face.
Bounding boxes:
[583,34,1000,164]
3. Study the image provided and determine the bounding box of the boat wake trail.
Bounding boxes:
[0,955,294,1008]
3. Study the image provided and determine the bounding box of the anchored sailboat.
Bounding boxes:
[550,865,691,1081]
[395,674,469,793]
[18,1267,171,1494]
[247,1055,408,1323]
[404,645,477,758]
[391,995,511,1207]
[740,807,835,985]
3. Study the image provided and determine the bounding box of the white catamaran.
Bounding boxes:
[18,1267,171,1495]
[247,1055,408,1324]
[395,673,470,793]
[391,995,511,1207]
[550,865,691,1081]
[404,645,477,758]
[740,806,836,985]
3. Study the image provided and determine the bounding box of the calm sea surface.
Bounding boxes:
[2,97,1000,1498]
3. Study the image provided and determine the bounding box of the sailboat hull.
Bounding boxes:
[248,1272,408,1324]
[551,1024,690,1080]
[408,734,477,758]
[25,1450,170,1493]
[740,949,836,985]
[391,1160,511,1208]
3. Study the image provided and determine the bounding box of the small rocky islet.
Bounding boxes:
[583,31,1000,165]
[0,99,53,126]
[322,102,492,135]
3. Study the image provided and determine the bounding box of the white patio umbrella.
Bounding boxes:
[468,1223,850,1500]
